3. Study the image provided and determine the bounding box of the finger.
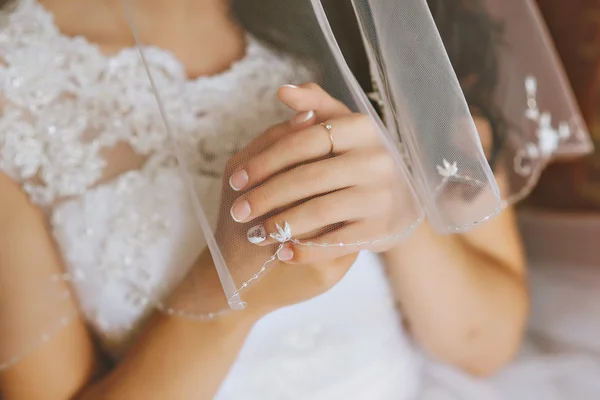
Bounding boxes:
[278,82,350,121]
[280,221,383,264]
[247,82,348,156]
[226,110,317,178]
[284,218,403,264]
[244,186,390,246]
[228,82,352,180]
[271,247,356,292]
[235,82,348,166]
[230,150,394,223]
[229,114,382,191]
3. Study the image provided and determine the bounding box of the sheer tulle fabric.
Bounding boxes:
[0,0,592,371]
[124,0,502,318]
[475,0,593,203]
[126,0,592,317]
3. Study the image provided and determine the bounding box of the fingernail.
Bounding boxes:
[292,110,315,126]
[278,247,294,261]
[247,225,267,244]
[281,84,299,89]
[230,200,251,222]
[229,170,249,191]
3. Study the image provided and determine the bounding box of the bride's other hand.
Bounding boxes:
[225,83,404,265]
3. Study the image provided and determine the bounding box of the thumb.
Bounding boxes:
[278,82,351,122]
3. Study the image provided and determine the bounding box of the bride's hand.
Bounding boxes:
[224,83,404,266]
[178,83,404,316]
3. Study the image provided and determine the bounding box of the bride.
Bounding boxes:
[0,0,578,399]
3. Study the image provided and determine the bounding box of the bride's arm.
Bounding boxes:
[384,211,527,376]
[0,205,258,400]
[383,119,528,377]
[78,249,261,400]
[0,173,101,400]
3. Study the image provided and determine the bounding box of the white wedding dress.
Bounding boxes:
[1,2,600,399]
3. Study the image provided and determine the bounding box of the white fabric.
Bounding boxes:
[217,252,422,400]
[1,2,600,399]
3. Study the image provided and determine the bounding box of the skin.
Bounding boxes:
[0,0,528,399]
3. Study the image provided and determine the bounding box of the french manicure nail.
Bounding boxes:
[293,110,315,126]
[229,170,249,191]
[230,200,251,222]
[281,84,299,89]
[247,225,267,244]
[277,247,294,261]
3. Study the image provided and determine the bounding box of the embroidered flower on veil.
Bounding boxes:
[436,159,458,178]
[523,75,571,159]
[515,75,577,177]
[537,112,561,156]
[270,222,292,243]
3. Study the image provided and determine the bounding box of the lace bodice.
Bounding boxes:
[0,0,312,207]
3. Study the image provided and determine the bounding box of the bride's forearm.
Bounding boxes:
[79,251,260,400]
[383,218,528,376]
[0,174,101,400]
[80,311,257,400]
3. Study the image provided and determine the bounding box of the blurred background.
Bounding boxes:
[518,0,600,358]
